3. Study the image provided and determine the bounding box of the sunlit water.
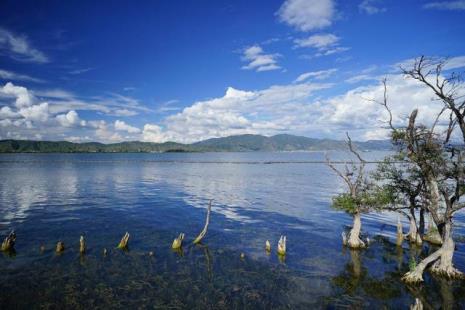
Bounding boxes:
[1,152,465,309]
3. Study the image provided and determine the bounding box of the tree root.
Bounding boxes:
[342,231,366,249]
[431,263,464,280]
[402,248,443,284]
[402,269,425,284]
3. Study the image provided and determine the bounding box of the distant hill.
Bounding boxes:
[0,134,391,153]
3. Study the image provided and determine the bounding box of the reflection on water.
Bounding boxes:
[1,152,465,308]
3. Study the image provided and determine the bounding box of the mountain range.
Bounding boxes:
[0,134,391,153]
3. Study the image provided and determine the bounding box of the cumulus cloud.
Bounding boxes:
[0,28,48,63]
[141,64,465,143]
[142,124,165,142]
[241,45,281,72]
[56,110,86,127]
[114,120,141,133]
[0,106,19,119]
[359,0,387,14]
[0,81,151,143]
[277,0,335,32]
[294,69,338,83]
[142,84,331,143]
[0,82,35,108]
[423,1,465,10]
[18,102,49,122]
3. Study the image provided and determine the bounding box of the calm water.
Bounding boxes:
[1,152,465,309]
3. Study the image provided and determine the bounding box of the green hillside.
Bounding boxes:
[0,134,391,153]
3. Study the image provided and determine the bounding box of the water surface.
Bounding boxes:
[1,152,465,309]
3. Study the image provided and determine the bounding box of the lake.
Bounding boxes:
[1,152,465,309]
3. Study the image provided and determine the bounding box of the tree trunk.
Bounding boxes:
[431,220,463,279]
[419,209,425,236]
[407,210,422,245]
[396,216,404,246]
[347,212,366,249]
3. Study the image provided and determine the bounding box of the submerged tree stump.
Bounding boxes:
[117,232,130,249]
[265,240,271,253]
[193,200,212,244]
[277,235,286,256]
[79,235,86,254]
[172,233,185,249]
[56,241,65,253]
[1,231,16,252]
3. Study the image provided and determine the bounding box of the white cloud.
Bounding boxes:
[142,83,331,143]
[142,124,165,142]
[0,69,44,83]
[294,34,339,49]
[56,110,86,127]
[0,106,19,119]
[0,28,48,63]
[18,102,49,122]
[94,121,123,142]
[315,46,350,57]
[140,63,465,143]
[0,82,149,143]
[34,88,149,116]
[113,109,138,117]
[359,0,386,14]
[444,56,465,70]
[241,45,281,72]
[424,1,465,10]
[345,74,378,84]
[68,67,94,75]
[114,120,141,133]
[294,34,349,58]
[0,82,35,108]
[277,0,335,32]
[295,69,338,83]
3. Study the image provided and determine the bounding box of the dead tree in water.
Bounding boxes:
[371,79,428,247]
[377,58,465,282]
[193,200,212,244]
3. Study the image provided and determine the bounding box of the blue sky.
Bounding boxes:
[0,0,465,143]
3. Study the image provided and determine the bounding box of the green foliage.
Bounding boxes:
[331,187,394,214]
[409,258,417,272]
